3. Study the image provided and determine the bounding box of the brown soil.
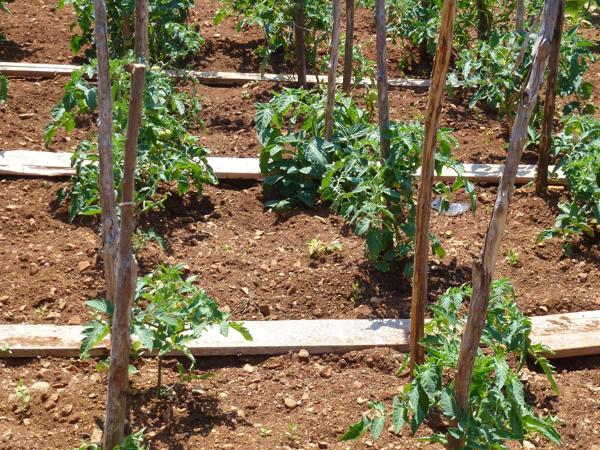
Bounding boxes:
[1,350,599,450]
[1,3,600,450]
[1,177,597,325]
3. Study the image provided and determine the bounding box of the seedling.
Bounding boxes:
[308,239,343,258]
[71,429,149,450]
[259,427,272,438]
[13,379,30,417]
[285,422,299,443]
[80,264,252,397]
[133,229,165,254]
[505,248,520,267]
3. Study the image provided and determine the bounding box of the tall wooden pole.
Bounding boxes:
[536,0,564,194]
[103,63,146,450]
[134,0,149,61]
[409,0,457,373]
[342,0,355,93]
[448,1,560,447]
[93,0,119,305]
[324,0,341,140]
[516,0,526,33]
[375,0,390,159]
[294,0,307,88]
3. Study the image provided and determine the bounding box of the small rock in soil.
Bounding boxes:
[283,397,297,409]
[91,428,103,443]
[29,381,50,393]
[259,304,271,316]
[243,363,254,373]
[2,430,12,442]
[319,365,333,379]
[298,349,310,361]
[318,442,328,449]
[29,262,39,275]
[523,441,535,449]
[78,261,90,272]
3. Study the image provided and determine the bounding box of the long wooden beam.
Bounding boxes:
[0,62,430,88]
[0,311,598,359]
[0,150,565,184]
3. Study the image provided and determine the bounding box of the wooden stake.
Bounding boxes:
[449,1,560,447]
[536,0,564,194]
[93,0,119,305]
[134,0,149,61]
[476,0,492,40]
[516,0,526,33]
[375,0,390,159]
[342,0,355,93]
[294,0,307,88]
[324,0,341,141]
[103,63,146,450]
[409,0,457,373]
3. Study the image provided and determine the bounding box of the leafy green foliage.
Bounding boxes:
[321,121,475,271]
[342,279,561,448]
[448,26,595,117]
[537,114,600,254]
[215,0,330,72]
[0,75,7,103]
[72,429,149,450]
[308,239,342,258]
[0,0,14,13]
[257,88,370,211]
[59,0,203,63]
[12,379,30,417]
[257,88,475,271]
[47,59,217,220]
[80,265,252,393]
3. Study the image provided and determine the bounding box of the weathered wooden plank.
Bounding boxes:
[0,312,598,359]
[0,62,429,88]
[0,150,566,184]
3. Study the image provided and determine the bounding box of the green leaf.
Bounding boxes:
[86,299,114,317]
[229,322,253,341]
[371,415,385,441]
[391,396,406,433]
[339,418,369,441]
[80,320,110,358]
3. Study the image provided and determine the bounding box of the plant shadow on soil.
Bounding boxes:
[0,34,33,61]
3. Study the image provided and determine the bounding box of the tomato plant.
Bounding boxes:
[46,59,217,220]
[342,279,561,448]
[60,0,203,63]
[256,88,475,271]
[215,0,331,73]
[81,264,252,395]
[537,114,600,255]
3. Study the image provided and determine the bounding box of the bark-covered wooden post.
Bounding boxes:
[294,0,307,87]
[409,0,457,373]
[375,0,390,160]
[324,0,341,140]
[134,0,149,61]
[448,1,560,447]
[516,0,525,33]
[536,0,564,194]
[476,0,492,40]
[342,0,355,93]
[94,0,119,304]
[103,63,146,450]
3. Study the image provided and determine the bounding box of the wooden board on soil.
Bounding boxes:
[0,62,430,87]
[0,150,566,183]
[1,311,598,359]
